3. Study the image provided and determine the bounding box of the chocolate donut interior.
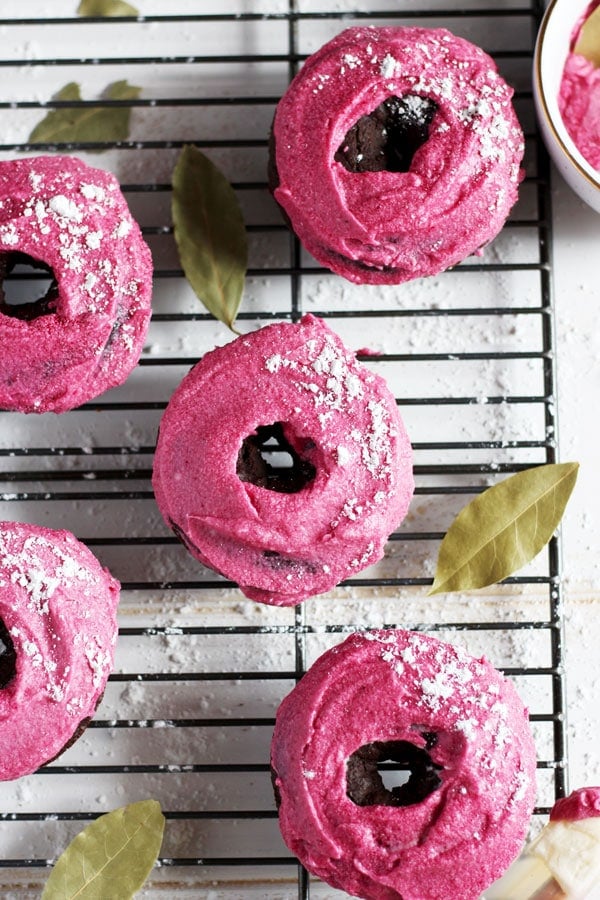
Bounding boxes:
[0,251,58,321]
[335,94,438,174]
[0,616,17,688]
[237,422,317,494]
[346,737,442,807]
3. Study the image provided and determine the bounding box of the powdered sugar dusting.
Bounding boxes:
[0,522,119,779]
[380,53,398,79]
[273,26,524,284]
[49,194,82,221]
[372,631,527,771]
[0,156,152,413]
[274,630,536,897]
[263,332,395,488]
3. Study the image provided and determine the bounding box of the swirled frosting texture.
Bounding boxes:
[0,521,120,781]
[271,26,524,284]
[0,155,152,413]
[152,315,414,606]
[271,630,537,900]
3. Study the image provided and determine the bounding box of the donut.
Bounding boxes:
[271,630,537,900]
[152,314,414,607]
[0,521,120,780]
[269,26,525,285]
[0,155,152,413]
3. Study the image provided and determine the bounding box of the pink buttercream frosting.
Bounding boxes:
[550,786,600,822]
[271,26,524,284]
[0,155,152,413]
[271,630,537,900]
[0,521,120,781]
[152,315,414,606]
[559,2,600,171]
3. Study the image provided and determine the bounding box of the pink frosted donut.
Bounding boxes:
[270,26,525,285]
[152,314,414,607]
[0,521,120,780]
[0,155,152,413]
[271,630,537,900]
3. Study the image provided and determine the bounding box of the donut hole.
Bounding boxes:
[346,738,442,807]
[0,616,17,689]
[335,95,438,174]
[0,251,58,321]
[237,422,317,494]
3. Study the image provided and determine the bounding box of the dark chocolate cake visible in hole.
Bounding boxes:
[335,95,438,174]
[237,422,316,494]
[0,251,58,321]
[346,739,442,807]
[0,616,17,689]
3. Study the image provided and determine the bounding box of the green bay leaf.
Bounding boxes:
[429,462,579,595]
[42,799,165,900]
[77,0,139,15]
[172,144,248,332]
[574,5,600,67]
[28,80,141,151]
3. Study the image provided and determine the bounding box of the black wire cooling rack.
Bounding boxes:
[0,2,567,897]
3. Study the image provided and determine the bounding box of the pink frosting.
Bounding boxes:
[272,26,524,285]
[559,3,600,171]
[0,155,152,413]
[0,521,120,781]
[271,630,537,900]
[152,315,414,606]
[550,786,600,822]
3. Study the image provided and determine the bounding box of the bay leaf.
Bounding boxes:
[42,799,165,900]
[429,462,579,595]
[575,5,600,68]
[77,0,139,15]
[172,144,248,332]
[28,80,141,151]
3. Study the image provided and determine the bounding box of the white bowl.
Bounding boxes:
[534,0,600,213]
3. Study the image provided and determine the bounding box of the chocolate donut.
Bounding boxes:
[271,630,537,899]
[152,315,414,606]
[270,26,525,285]
[0,155,152,413]
[0,521,120,780]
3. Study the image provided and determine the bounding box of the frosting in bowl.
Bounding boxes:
[559,2,600,170]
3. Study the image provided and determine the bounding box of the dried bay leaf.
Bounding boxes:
[28,80,141,150]
[77,0,139,15]
[172,144,248,332]
[42,799,165,900]
[429,462,579,595]
[575,5,600,68]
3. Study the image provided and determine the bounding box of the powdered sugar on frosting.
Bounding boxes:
[0,522,120,781]
[152,315,414,607]
[264,332,394,483]
[271,629,537,900]
[0,155,153,413]
[272,26,525,285]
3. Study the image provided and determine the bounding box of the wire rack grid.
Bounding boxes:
[0,1,566,897]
